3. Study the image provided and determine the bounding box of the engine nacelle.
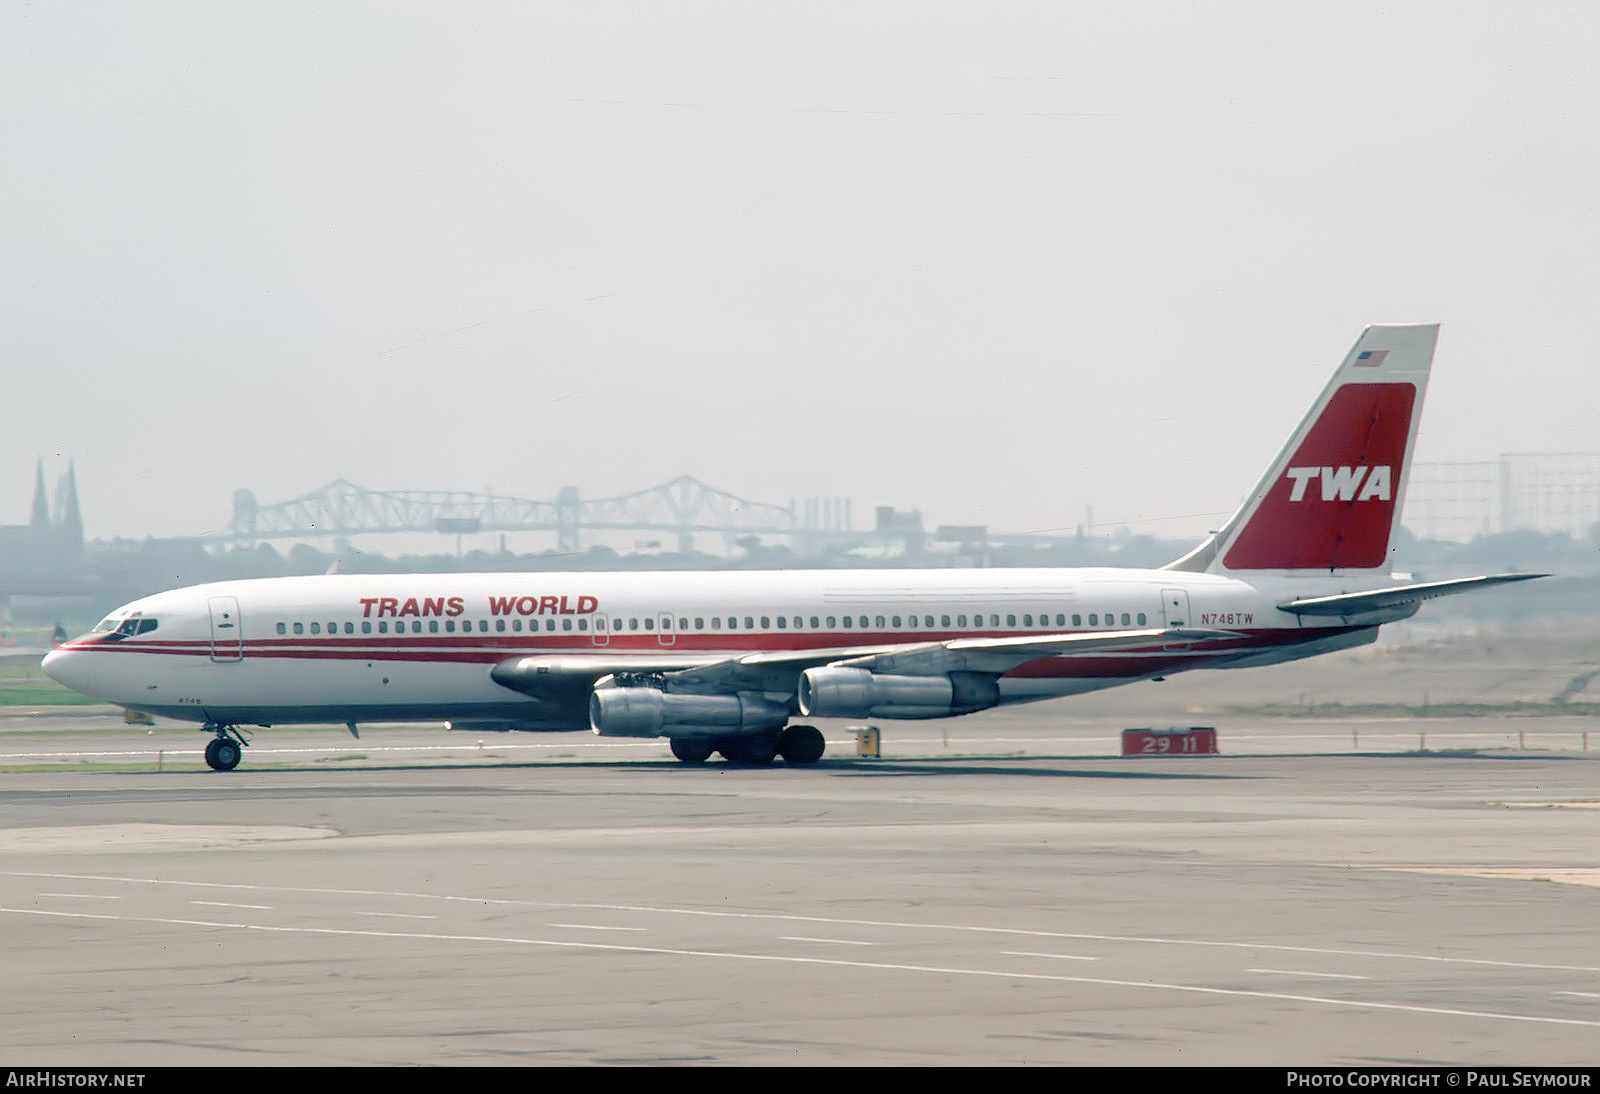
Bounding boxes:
[588,687,788,740]
[797,667,1000,719]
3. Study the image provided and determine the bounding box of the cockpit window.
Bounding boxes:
[96,615,158,640]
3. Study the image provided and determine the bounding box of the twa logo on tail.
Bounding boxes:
[1284,465,1393,503]
[1160,323,1439,575]
[1222,382,1417,570]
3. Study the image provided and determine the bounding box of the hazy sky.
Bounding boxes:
[4,3,1597,548]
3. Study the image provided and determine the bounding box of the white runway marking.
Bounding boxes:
[39,892,119,900]
[782,936,875,946]
[9,870,1600,974]
[1249,968,1369,981]
[547,923,647,932]
[353,911,438,920]
[191,901,271,910]
[2,904,1596,1032]
[1003,950,1098,962]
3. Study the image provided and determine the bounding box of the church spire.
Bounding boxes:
[57,461,83,553]
[30,459,49,528]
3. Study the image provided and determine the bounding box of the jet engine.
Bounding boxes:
[797,667,1000,719]
[588,686,789,740]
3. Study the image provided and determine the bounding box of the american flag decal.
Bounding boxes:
[1355,349,1388,367]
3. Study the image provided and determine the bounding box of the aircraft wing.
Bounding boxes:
[620,627,1234,695]
[490,627,1237,700]
[488,646,896,700]
[1277,573,1548,617]
[811,627,1235,678]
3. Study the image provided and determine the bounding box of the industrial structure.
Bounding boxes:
[1406,453,1600,543]
[207,475,858,557]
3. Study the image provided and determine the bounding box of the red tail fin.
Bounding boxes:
[1167,324,1437,575]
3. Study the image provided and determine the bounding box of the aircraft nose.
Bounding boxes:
[42,648,95,698]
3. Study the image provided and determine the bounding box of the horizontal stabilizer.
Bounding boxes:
[1277,573,1548,616]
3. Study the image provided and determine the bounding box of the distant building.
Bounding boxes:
[0,460,85,582]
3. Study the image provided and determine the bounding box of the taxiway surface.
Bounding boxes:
[4,627,1599,1066]
[1,723,1596,1065]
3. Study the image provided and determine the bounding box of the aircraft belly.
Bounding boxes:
[121,654,557,728]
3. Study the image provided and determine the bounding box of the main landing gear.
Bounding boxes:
[201,723,249,772]
[670,724,826,766]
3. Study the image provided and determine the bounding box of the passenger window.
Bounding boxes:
[578,618,588,631]
[825,616,835,628]
[842,616,852,629]
[293,622,304,635]
[343,622,353,634]
[310,623,321,635]
[1072,614,1081,627]
[760,616,770,629]
[679,618,689,630]
[496,619,506,632]
[777,617,787,629]
[745,617,754,630]
[428,620,439,633]
[711,618,722,630]
[875,616,885,628]
[810,617,820,629]
[276,622,286,635]
[1122,613,1131,626]
[512,619,523,632]
[1088,614,1098,626]
[859,616,868,629]
[728,617,737,630]
[361,621,371,634]
[378,621,388,634]
[1007,614,1017,627]
[891,616,901,628]
[1137,613,1147,625]
[446,620,456,633]
[695,618,704,630]
[563,619,573,631]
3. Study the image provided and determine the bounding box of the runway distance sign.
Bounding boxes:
[1121,727,1219,755]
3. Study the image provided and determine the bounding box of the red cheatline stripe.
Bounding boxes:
[53,628,1334,676]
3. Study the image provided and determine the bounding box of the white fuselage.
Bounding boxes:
[42,566,1391,731]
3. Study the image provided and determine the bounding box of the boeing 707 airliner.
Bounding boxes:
[44,323,1542,769]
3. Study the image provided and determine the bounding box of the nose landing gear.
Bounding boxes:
[201,724,249,771]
